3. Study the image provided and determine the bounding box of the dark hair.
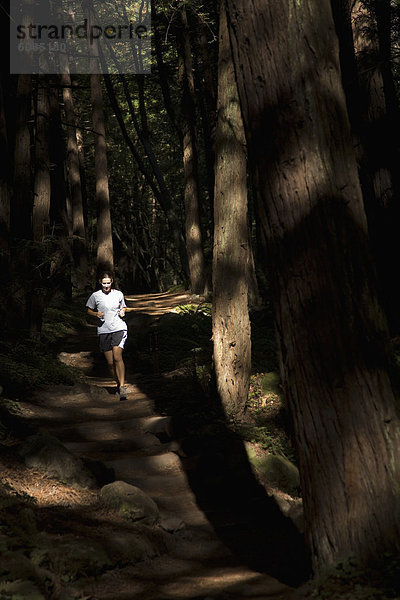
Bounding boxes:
[98,272,114,281]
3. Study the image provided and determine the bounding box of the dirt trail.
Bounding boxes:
[14,292,298,599]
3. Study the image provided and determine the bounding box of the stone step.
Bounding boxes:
[104,452,182,478]
[45,414,167,443]
[63,432,162,457]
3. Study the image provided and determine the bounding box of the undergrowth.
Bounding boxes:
[0,302,86,398]
[132,303,296,462]
[296,554,400,599]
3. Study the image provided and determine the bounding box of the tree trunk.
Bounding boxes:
[193,9,217,220]
[61,62,89,289]
[331,0,400,333]
[0,79,10,255]
[33,75,51,242]
[0,79,10,322]
[91,73,114,274]
[30,75,51,335]
[212,0,251,416]
[177,7,206,295]
[226,0,400,574]
[47,75,73,303]
[85,0,114,274]
[9,73,33,333]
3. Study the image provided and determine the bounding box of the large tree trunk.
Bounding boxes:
[9,73,33,333]
[226,0,400,574]
[85,0,114,274]
[31,75,52,335]
[61,62,89,289]
[212,0,251,416]
[193,8,217,221]
[33,75,51,242]
[91,73,114,274]
[0,79,10,322]
[45,76,73,303]
[177,7,206,295]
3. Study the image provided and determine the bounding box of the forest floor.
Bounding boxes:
[0,291,301,600]
[2,291,398,600]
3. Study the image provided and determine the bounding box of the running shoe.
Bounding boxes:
[119,385,127,400]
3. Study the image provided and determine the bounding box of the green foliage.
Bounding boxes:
[300,554,400,599]
[174,302,212,316]
[0,301,86,397]
[0,343,82,397]
[131,304,213,374]
[237,422,293,459]
[41,305,87,345]
[261,371,281,395]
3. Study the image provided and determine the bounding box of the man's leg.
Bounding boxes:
[104,350,117,382]
[112,345,125,388]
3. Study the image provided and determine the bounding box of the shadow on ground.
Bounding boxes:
[55,296,311,588]
[127,372,311,587]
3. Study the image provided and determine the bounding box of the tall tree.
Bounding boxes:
[192,7,217,217]
[0,79,10,322]
[212,0,251,416]
[32,76,51,242]
[9,73,33,333]
[85,0,114,274]
[177,6,207,294]
[47,75,73,302]
[31,75,51,334]
[331,0,400,333]
[226,0,400,574]
[61,60,89,289]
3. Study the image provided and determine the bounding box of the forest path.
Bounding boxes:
[20,292,297,599]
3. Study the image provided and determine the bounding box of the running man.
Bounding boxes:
[86,272,132,399]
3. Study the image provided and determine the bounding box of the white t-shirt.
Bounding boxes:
[86,289,128,335]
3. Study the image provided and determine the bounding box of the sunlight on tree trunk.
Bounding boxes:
[33,75,51,243]
[61,56,89,289]
[91,72,114,275]
[84,0,114,275]
[178,7,206,295]
[31,75,52,334]
[212,0,251,416]
[227,0,400,574]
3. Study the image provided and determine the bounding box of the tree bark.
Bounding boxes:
[331,0,400,333]
[84,0,114,274]
[91,73,114,274]
[212,0,251,416]
[0,78,10,322]
[0,79,10,255]
[61,61,89,289]
[193,9,217,218]
[226,0,400,573]
[30,75,52,335]
[177,7,206,294]
[9,73,33,333]
[33,75,51,243]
